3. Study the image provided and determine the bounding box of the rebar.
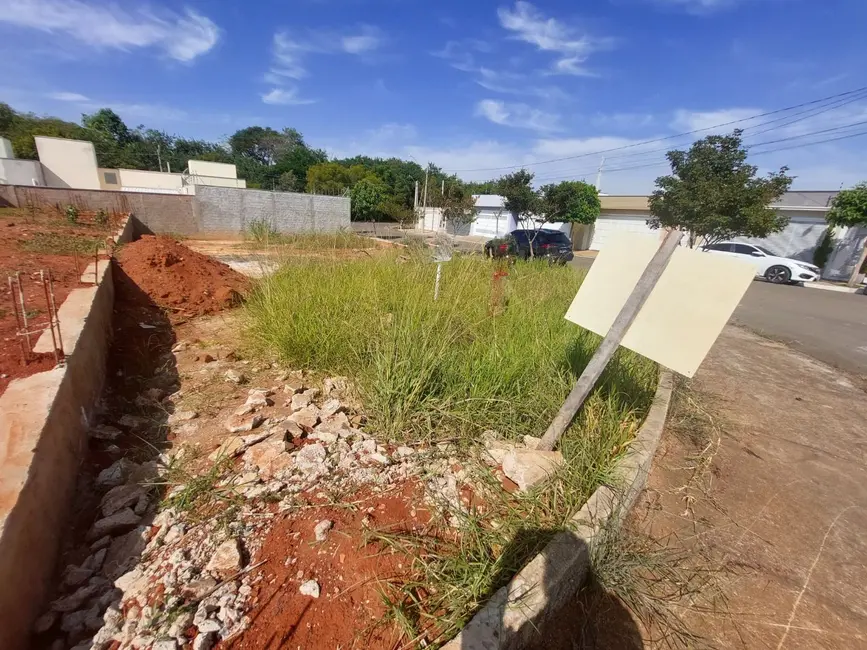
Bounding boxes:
[40,270,60,364]
[8,276,29,361]
[47,269,63,355]
[16,273,32,352]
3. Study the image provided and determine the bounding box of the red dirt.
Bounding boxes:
[226,482,431,650]
[116,236,249,322]
[0,207,121,395]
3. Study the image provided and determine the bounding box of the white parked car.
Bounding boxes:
[701,241,820,284]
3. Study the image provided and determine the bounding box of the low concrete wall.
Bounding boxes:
[444,370,674,650]
[0,242,121,648]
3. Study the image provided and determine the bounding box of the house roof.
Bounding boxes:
[473,194,506,208]
[774,191,838,209]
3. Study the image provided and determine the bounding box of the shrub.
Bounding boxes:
[246,218,279,245]
[95,208,109,226]
[813,227,835,269]
[64,204,79,224]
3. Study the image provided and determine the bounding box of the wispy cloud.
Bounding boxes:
[475,99,560,132]
[650,0,742,13]
[263,24,383,105]
[0,0,220,62]
[48,91,90,102]
[261,87,316,106]
[497,1,613,76]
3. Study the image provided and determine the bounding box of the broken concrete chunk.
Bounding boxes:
[88,508,142,541]
[393,446,415,459]
[193,630,217,650]
[299,579,320,598]
[319,398,342,419]
[224,369,247,385]
[284,377,305,394]
[181,577,219,601]
[51,583,99,613]
[502,449,563,492]
[206,538,243,577]
[522,435,542,450]
[104,526,148,580]
[95,458,136,488]
[224,414,265,434]
[245,389,274,408]
[322,376,348,395]
[296,443,327,468]
[287,405,319,431]
[167,410,199,425]
[100,483,148,517]
[89,425,122,441]
[313,519,333,542]
[309,430,338,444]
[61,564,94,588]
[290,392,313,411]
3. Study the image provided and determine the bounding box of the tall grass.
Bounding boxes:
[245,250,660,644]
[245,219,375,251]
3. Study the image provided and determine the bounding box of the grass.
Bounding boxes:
[245,249,662,644]
[18,232,104,256]
[245,218,376,251]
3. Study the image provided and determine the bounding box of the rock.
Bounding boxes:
[168,609,195,637]
[299,580,320,598]
[172,341,190,352]
[284,378,305,395]
[322,376,348,395]
[394,446,415,459]
[152,640,179,650]
[168,410,199,425]
[90,425,122,441]
[88,508,141,541]
[522,435,542,450]
[319,398,342,419]
[211,429,273,461]
[482,439,517,468]
[100,484,148,517]
[198,619,222,634]
[224,369,247,385]
[317,411,350,433]
[33,611,57,634]
[296,443,327,468]
[127,460,159,484]
[234,403,255,417]
[288,405,319,431]
[115,567,148,595]
[245,389,274,408]
[224,414,265,434]
[61,603,99,634]
[95,458,136,488]
[368,453,390,465]
[62,564,94,588]
[193,631,217,650]
[90,536,111,552]
[202,354,216,363]
[290,392,313,411]
[313,519,333,542]
[245,437,293,480]
[82,547,108,573]
[51,583,99,613]
[117,414,150,432]
[206,538,243,577]
[309,430,338,444]
[182,577,218,602]
[283,421,304,445]
[501,449,563,492]
[104,526,148,580]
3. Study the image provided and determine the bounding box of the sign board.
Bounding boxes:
[565,232,756,377]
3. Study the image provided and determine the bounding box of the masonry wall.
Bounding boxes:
[193,185,350,235]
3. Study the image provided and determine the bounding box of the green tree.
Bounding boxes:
[441,183,477,235]
[350,177,388,221]
[826,182,867,286]
[82,109,134,145]
[307,162,351,194]
[538,180,600,225]
[380,200,417,228]
[498,169,538,224]
[648,130,793,248]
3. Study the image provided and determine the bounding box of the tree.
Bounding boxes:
[380,200,416,228]
[82,109,134,145]
[498,169,538,224]
[812,228,836,269]
[648,130,793,248]
[441,183,477,235]
[826,182,867,286]
[538,180,600,225]
[350,177,388,221]
[307,162,352,194]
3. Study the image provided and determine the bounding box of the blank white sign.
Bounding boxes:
[565,232,756,377]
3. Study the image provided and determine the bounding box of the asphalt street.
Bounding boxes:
[570,256,867,377]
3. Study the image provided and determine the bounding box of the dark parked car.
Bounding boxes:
[484,229,575,263]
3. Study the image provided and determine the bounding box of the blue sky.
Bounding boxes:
[1,0,866,192]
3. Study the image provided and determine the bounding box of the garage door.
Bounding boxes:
[590,215,655,250]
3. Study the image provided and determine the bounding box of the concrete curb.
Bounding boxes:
[443,369,675,650]
[0,216,131,649]
[804,282,865,294]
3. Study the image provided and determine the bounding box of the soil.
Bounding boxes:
[116,236,250,322]
[227,483,430,650]
[0,206,121,395]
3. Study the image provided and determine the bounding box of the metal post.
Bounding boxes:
[434,262,442,300]
[16,273,32,353]
[40,271,60,364]
[422,166,429,232]
[537,229,683,451]
[47,269,63,355]
[8,276,28,361]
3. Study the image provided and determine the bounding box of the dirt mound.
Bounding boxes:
[117,235,249,319]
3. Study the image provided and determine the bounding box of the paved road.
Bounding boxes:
[570,257,867,378]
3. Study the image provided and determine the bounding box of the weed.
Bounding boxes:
[159,453,244,522]
[95,208,109,226]
[64,204,80,224]
[19,232,103,256]
[246,218,279,245]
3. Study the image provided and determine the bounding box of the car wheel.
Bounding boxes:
[765,265,791,284]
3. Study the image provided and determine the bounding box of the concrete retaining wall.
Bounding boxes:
[0,261,116,649]
[0,184,351,236]
[444,370,674,650]
[192,185,350,235]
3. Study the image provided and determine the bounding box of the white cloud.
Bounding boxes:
[269,25,383,80]
[475,99,560,132]
[0,0,220,62]
[261,87,316,106]
[671,108,763,133]
[497,1,612,75]
[48,91,89,102]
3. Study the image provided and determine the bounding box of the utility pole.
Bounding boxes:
[422,165,430,232]
[595,156,605,193]
[414,180,419,209]
[157,144,163,173]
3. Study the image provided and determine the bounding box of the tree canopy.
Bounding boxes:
[498,169,538,220]
[648,130,793,247]
[538,180,600,225]
[827,182,867,228]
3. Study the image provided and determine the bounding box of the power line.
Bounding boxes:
[446,85,867,174]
